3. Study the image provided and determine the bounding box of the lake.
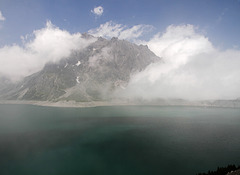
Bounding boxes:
[0,104,240,175]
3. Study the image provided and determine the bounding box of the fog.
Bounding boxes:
[0,21,96,81]
[1,21,240,100]
[120,25,240,100]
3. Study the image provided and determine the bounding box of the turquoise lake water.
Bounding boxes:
[0,104,240,175]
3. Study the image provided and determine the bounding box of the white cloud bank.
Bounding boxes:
[0,10,5,21]
[119,24,240,100]
[88,21,153,41]
[91,6,104,16]
[0,21,96,81]
[1,20,240,100]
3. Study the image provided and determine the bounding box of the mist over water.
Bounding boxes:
[1,2,240,175]
[119,25,240,100]
[1,22,240,100]
[1,104,240,175]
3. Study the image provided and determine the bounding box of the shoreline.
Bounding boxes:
[0,100,240,109]
[0,100,136,108]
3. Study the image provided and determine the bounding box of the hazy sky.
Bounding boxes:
[0,0,240,100]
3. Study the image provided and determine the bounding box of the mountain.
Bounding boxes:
[0,36,160,102]
[0,76,13,96]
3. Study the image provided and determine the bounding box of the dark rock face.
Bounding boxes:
[0,37,160,101]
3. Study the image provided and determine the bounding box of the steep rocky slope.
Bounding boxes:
[0,36,160,102]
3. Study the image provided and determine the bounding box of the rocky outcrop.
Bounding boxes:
[0,36,160,101]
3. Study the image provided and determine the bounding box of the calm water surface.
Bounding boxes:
[0,104,240,175]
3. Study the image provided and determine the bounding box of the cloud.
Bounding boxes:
[88,21,153,41]
[91,6,104,16]
[1,20,240,100]
[0,10,5,21]
[118,24,240,100]
[0,21,96,81]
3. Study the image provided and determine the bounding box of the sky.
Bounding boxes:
[1,0,240,100]
[0,0,240,48]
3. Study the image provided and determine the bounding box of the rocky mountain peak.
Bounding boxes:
[0,36,161,102]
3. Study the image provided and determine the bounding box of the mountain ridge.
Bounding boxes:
[0,36,160,102]
[1,35,240,108]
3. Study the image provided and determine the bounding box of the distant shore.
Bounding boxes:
[1,99,240,108]
[0,100,135,108]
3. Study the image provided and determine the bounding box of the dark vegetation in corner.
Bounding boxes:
[197,164,240,175]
